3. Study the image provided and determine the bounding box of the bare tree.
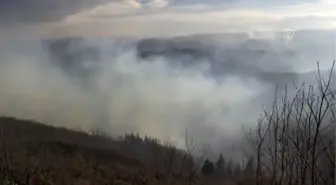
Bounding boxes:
[245,61,336,185]
[183,129,205,185]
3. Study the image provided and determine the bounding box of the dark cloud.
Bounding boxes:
[0,0,110,23]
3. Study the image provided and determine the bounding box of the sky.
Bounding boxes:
[1,0,335,38]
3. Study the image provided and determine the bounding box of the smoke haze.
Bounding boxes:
[0,38,267,149]
[0,30,334,158]
[0,0,335,159]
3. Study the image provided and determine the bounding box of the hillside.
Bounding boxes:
[0,117,194,185]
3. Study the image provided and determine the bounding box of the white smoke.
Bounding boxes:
[0,38,271,150]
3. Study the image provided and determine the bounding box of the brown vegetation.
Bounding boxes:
[0,117,250,185]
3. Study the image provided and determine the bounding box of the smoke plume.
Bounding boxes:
[0,37,272,150]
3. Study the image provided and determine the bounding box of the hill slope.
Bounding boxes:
[0,117,190,185]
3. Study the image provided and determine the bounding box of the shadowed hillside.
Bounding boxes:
[0,116,261,185]
[1,116,221,185]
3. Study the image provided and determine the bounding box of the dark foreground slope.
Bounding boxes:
[0,117,190,185]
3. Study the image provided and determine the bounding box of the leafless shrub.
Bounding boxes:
[182,129,206,185]
[246,61,336,185]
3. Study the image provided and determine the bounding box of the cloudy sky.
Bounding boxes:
[1,0,336,38]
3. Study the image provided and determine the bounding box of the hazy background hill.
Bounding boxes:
[42,30,335,102]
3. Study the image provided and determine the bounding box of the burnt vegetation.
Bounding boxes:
[0,62,335,185]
